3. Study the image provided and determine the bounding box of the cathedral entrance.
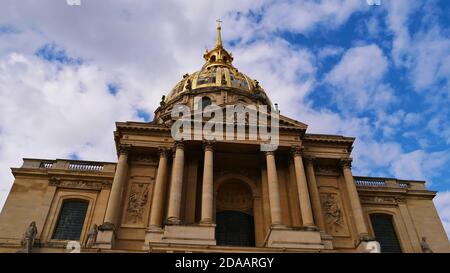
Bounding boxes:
[215,180,255,247]
[216,211,255,247]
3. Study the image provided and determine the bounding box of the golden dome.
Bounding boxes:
[163,22,270,105]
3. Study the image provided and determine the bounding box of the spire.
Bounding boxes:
[216,19,223,47]
[203,20,233,67]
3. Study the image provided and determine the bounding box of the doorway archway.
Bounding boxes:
[215,179,256,247]
[216,211,255,247]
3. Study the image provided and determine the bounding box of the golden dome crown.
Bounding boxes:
[159,22,271,114]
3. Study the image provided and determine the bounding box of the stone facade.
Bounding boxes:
[0,25,449,253]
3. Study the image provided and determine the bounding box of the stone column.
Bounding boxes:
[200,141,214,224]
[291,146,315,228]
[340,158,370,240]
[167,141,185,224]
[304,156,325,231]
[148,148,169,229]
[103,144,130,228]
[265,151,283,226]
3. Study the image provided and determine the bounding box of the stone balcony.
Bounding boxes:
[18,158,117,173]
[354,176,427,191]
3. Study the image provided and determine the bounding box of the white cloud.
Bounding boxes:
[0,53,142,209]
[317,46,345,60]
[0,1,448,240]
[260,0,365,34]
[434,191,450,240]
[385,1,450,98]
[232,38,317,118]
[325,44,394,112]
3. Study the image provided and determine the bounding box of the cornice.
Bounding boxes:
[11,168,115,180]
[303,133,355,145]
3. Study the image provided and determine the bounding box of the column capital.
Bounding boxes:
[174,140,185,150]
[118,144,131,155]
[339,158,352,169]
[203,140,215,152]
[265,150,275,156]
[158,147,170,158]
[304,155,316,164]
[290,145,304,157]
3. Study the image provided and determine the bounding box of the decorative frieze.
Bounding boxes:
[360,195,404,205]
[316,165,339,176]
[215,169,258,183]
[49,177,111,190]
[130,154,158,165]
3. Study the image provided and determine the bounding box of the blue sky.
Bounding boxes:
[0,0,449,236]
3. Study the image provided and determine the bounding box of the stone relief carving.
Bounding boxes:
[125,183,149,224]
[216,182,253,214]
[421,237,433,253]
[49,178,111,190]
[215,169,258,183]
[130,154,158,165]
[360,196,404,205]
[316,165,339,176]
[322,193,344,233]
[85,224,97,248]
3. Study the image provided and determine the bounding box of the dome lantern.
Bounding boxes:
[203,20,234,68]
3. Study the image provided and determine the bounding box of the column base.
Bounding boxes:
[359,234,376,242]
[166,217,182,225]
[265,225,324,250]
[95,231,115,249]
[301,225,320,232]
[143,227,165,251]
[320,231,334,250]
[94,222,116,249]
[144,224,216,250]
[200,219,214,225]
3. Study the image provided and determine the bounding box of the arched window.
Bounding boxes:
[370,213,402,253]
[52,199,89,241]
[198,96,212,110]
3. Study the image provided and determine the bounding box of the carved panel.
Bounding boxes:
[215,169,258,184]
[49,178,111,190]
[360,195,404,205]
[216,181,253,215]
[321,192,349,236]
[130,154,158,165]
[124,183,150,224]
[316,165,339,176]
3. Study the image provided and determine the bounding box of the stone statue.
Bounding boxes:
[21,221,38,253]
[420,237,433,253]
[253,80,260,90]
[160,95,166,107]
[364,241,381,253]
[85,224,98,248]
[185,79,192,91]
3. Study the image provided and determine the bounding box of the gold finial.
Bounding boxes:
[216,19,222,47]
